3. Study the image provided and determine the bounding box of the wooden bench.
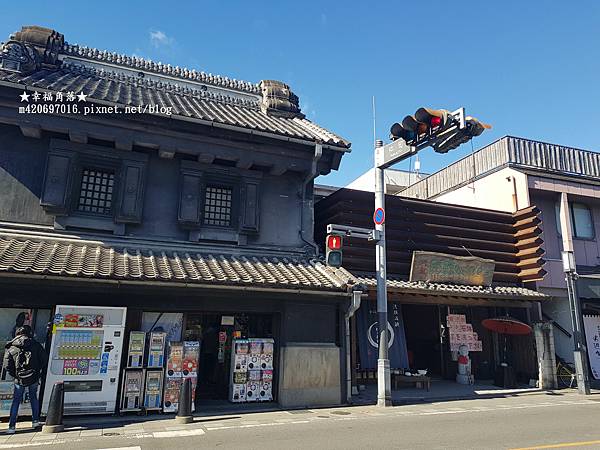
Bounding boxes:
[392,374,431,391]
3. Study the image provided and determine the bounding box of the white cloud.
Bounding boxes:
[149,30,174,48]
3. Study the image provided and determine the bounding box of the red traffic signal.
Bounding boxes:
[326,234,343,250]
[390,107,453,144]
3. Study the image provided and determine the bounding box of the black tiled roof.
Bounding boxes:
[0,233,348,292]
[0,32,350,148]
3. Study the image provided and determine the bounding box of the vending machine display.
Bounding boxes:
[144,370,164,410]
[163,341,199,413]
[43,305,126,415]
[229,338,274,403]
[120,369,144,411]
[147,332,167,368]
[127,331,146,368]
[166,341,183,377]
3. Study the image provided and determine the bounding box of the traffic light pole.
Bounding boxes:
[374,139,391,407]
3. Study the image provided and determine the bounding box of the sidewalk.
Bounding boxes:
[353,379,547,405]
[0,388,597,447]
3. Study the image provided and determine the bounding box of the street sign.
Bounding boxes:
[378,136,417,169]
[373,207,385,225]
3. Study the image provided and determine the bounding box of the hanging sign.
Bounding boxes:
[410,251,495,287]
[583,315,600,380]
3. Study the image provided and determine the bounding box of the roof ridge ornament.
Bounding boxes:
[0,25,64,74]
[259,80,304,118]
[0,40,39,74]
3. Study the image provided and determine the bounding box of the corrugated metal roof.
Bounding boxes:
[0,233,348,292]
[400,136,600,199]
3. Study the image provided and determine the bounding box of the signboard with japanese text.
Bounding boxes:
[447,314,482,352]
[583,315,600,379]
[410,251,495,287]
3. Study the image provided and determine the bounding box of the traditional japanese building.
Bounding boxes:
[0,25,352,412]
[315,188,553,391]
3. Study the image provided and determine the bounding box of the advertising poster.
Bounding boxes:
[141,313,183,342]
[583,315,600,379]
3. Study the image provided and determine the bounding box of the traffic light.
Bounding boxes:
[431,116,492,153]
[325,234,343,268]
[390,108,453,145]
[389,107,491,153]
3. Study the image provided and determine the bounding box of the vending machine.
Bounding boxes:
[126,331,146,368]
[229,338,274,403]
[120,369,144,412]
[163,341,199,413]
[143,370,164,410]
[147,331,167,368]
[42,305,126,415]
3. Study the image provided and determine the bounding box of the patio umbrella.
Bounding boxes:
[482,317,532,336]
[482,316,532,368]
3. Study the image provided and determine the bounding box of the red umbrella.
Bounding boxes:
[482,317,532,335]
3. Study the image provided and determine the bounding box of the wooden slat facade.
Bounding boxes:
[315,189,546,284]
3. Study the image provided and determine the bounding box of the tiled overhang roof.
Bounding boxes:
[355,276,547,300]
[0,234,348,293]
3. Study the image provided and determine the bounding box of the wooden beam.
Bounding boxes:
[68,131,87,144]
[19,125,41,139]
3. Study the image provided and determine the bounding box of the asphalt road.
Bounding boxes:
[5,394,600,450]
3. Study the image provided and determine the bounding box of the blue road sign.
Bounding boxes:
[373,207,385,225]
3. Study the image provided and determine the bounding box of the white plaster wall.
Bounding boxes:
[434,167,529,213]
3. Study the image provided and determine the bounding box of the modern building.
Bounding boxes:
[400,135,600,371]
[314,167,427,202]
[0,25,354,412]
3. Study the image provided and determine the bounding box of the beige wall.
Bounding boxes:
[278,344,341,407]
[434,167,529,213]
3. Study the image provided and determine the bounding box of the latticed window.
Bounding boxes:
[77,168,115,215]
[203,185,232,227]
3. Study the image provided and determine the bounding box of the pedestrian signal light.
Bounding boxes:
[325,234,343,267]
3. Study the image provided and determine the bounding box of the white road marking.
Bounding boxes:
[152,429,205,438]
[96,447,142,450]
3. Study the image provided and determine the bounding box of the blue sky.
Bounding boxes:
[3,1,600,186]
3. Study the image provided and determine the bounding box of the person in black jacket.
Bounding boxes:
[2,326,47,434]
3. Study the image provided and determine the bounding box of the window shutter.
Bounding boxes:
[40,149,75,215]
[178,171,203,228]
[240,180,260,232]
[115,160,146,223]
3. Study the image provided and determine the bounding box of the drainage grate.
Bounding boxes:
[103,432,121,436]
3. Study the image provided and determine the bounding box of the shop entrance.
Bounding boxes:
[402,304,443,376]
[183,313,274,401]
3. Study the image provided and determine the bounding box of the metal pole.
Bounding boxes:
[563,251,591,394]
[559,193,591,395]
[374,139,391,407]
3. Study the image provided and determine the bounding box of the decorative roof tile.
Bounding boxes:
[0,234,347,292]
